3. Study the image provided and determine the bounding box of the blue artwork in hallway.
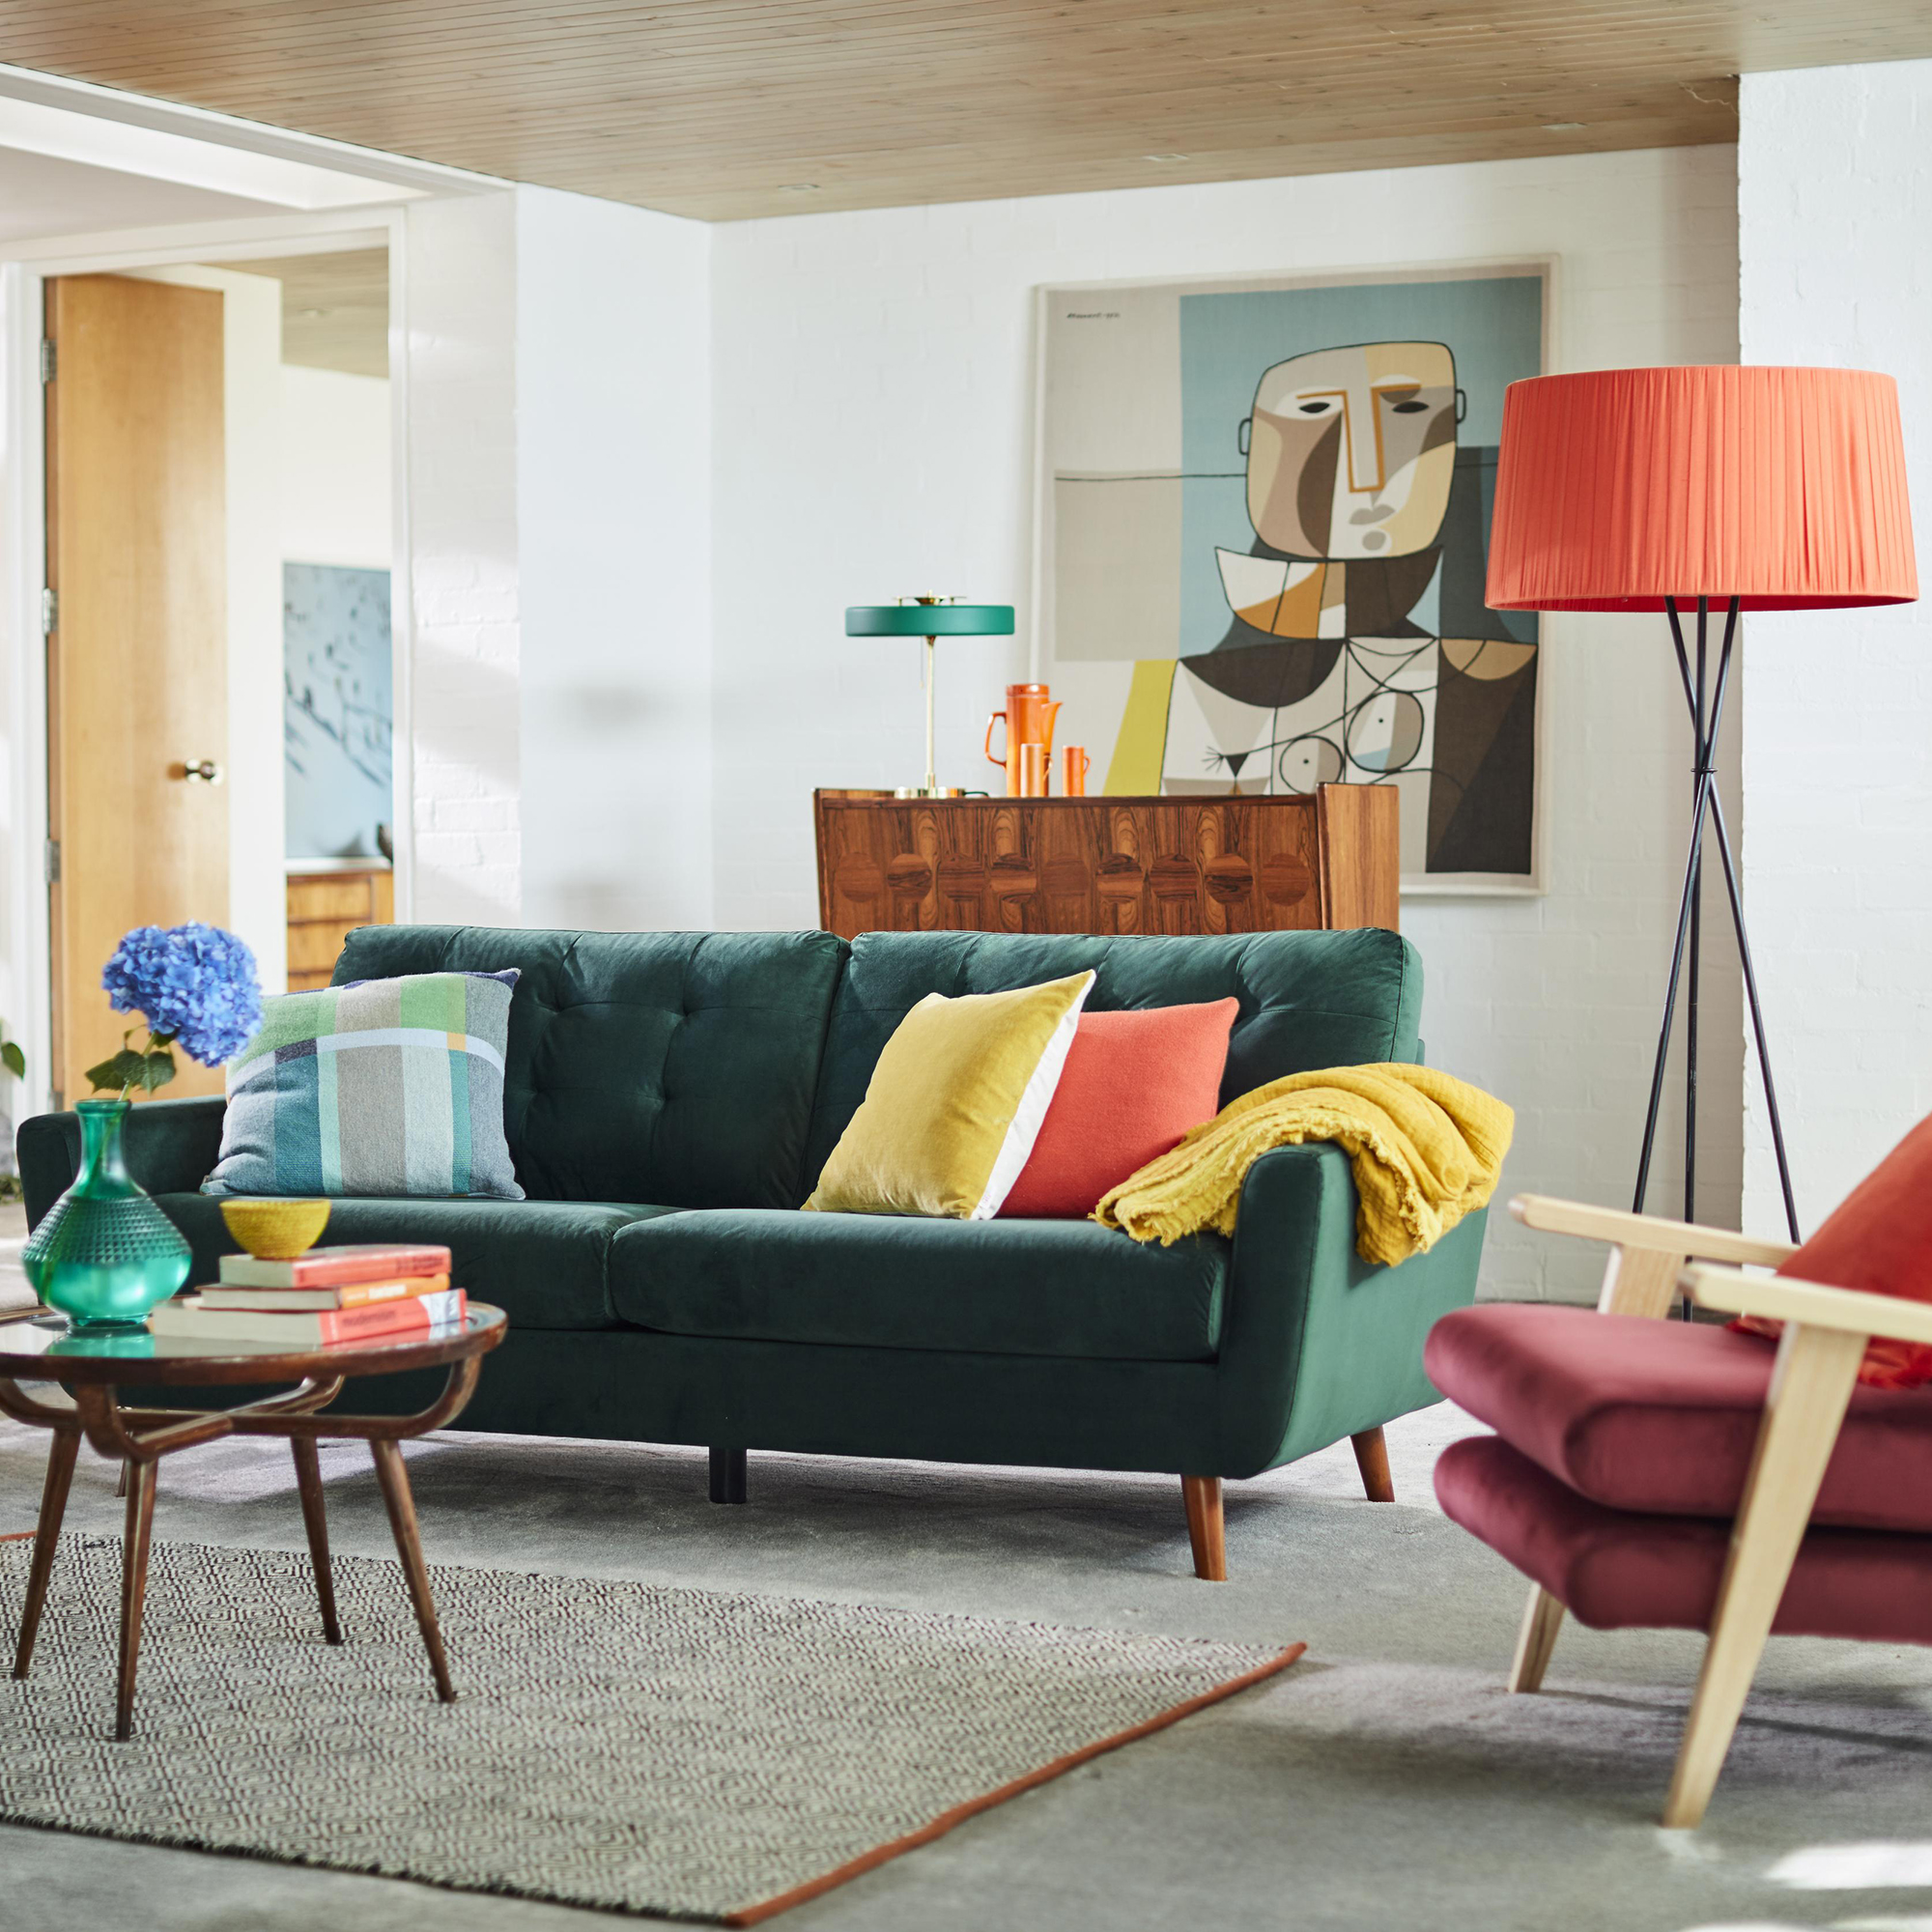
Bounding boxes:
[284,562,392,860]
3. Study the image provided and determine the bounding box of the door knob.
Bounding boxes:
[176,759,223,784]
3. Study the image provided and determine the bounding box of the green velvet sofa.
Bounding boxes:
[17,923,1488,1577]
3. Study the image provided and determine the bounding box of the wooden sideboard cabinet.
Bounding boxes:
[813,784,1398,940]
[287,863,394,991]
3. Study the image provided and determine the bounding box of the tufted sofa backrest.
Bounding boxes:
[800,926,1422,1192]
[332,925,847,1208]
[332,923,1420,1210]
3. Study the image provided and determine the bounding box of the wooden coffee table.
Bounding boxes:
[0,1303,506,1739]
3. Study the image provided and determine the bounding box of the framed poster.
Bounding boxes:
[1035,261,1548,894]
[284,561,393,861]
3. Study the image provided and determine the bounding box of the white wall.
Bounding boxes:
[0,262,50,1117]
[281,364,389,569]
[131,262,288,999]
[516,184,714,933]
[401,191,522,926]
[1738,63,1932,1233]
[710,148,1743,1302]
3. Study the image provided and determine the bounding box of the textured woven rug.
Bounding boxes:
[0,1536,1301,1922]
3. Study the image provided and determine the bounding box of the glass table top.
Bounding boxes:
[0,1303,504,1369]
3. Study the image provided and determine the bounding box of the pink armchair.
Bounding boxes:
[1426,1193,1932,1828]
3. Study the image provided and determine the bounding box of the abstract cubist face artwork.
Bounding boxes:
[1038,268,1546,890]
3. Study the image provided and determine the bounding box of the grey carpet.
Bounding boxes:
[0,1534,1296,1923]
[1,1411,1929,1932]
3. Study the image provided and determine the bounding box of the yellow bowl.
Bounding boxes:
[219,1198,332,1261]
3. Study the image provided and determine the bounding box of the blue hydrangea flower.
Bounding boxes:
[101,923,263,1067]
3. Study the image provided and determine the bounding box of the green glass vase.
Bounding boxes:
[22,1098,192,1331]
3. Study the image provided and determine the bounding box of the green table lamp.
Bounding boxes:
[845,596,1015,798]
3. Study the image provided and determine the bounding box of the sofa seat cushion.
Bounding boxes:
[156,1192,680,1331]
[609,1208,1228,1362]
[1426,1304,1932,1533]
[1434,1434,1932,1643]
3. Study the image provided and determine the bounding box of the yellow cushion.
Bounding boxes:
[805,972,1096,1219]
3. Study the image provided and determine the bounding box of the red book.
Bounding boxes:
[217,1243,453,1290]
[149,1289,468,1346]
[197,1272,451,1313]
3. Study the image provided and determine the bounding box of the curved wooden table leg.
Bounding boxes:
[116,1459,157,1741]
[290,1437,343,1645]
[371,1439,454,1701]
[14,1424,81,1680]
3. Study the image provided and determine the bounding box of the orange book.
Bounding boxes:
[217,1243,452,1289]
[197,1272,451,1313]
[149,1289,468,1346]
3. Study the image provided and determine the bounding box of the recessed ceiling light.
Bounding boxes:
[1143,153,1191,163]
[1542,122,1585,131]
[779,183,821,193]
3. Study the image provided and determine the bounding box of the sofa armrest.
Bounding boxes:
[1213,1142,1488,1475]
[18,1095,228,1229]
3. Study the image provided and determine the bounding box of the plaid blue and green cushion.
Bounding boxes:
[204,970,523,1200]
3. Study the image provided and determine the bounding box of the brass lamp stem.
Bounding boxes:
[923,633,937,794]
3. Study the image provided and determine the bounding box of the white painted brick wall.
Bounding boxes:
[710,147,1742,1302]
[1739,64,1932,1231]
[402,192,523,926]
[516,185,715,933]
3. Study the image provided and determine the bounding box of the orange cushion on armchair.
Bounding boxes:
[1740,1112,1932,1389]
[999,999,1237,1219]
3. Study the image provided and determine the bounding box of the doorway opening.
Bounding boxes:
[42,242,394,1104]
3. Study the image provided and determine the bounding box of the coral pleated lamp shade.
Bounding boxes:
[1485,366,1918,612]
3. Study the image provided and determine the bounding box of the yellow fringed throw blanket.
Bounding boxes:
[1094,1064,1514,1265]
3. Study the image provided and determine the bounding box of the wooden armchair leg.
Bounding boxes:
[1509,1584,1566,1692]
[1661,1322,1865,1829]
[1180,1475,1226,1581]
[1350,1427,1394,1502]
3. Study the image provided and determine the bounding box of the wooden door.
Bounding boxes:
[45,274,228,1106]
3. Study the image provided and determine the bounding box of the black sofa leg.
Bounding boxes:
[709,1448,747,1505]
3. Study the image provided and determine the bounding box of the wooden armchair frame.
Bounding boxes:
[1503,1193,1932,1827]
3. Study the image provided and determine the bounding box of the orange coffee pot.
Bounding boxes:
[984,683,1063,797]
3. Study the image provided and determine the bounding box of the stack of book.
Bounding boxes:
[149,1243,466,1344]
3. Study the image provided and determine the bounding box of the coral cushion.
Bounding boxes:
[1425,1303,1932,1532]
[1000,999,1237,1219]
[1742,1112,1932,1387]
[1434,1435,1932,1642]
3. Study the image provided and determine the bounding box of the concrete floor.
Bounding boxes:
[0,1402,1928,1932]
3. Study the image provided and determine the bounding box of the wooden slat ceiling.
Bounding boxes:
[6,2,1932,222]
[225,249,389,379]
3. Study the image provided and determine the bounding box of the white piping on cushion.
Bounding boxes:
[968,971,1095,1220]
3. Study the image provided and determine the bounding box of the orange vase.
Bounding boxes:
[984,684,1063,798]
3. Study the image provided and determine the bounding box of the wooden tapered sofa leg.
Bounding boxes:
[1350,1427,1395,1502]
[1510,1583,1567,1692]
[1181,1475,1227,1580]
[708,1447,747,1505]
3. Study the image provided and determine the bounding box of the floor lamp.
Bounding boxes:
[1485,366,1917,1243]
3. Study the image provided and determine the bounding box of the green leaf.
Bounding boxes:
[84,1047,149,1094]
[138,1046,177,1094]
[0,1041,24,1079]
